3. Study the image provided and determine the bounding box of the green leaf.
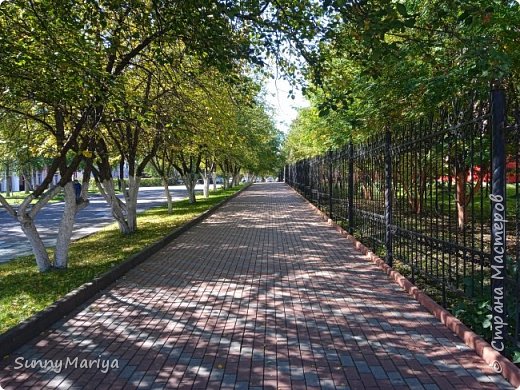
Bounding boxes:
[395,4,407,17]
[403,17,416,28]
[482,316,492,329]
[478,300,490,309]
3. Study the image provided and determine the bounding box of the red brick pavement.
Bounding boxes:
[0,183,515,389]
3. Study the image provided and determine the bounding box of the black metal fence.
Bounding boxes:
[285,87,520,358]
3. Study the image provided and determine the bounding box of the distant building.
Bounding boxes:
[0,168,59,193]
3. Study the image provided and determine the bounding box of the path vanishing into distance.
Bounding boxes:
[0,183,515,389]
[0,185,206,263]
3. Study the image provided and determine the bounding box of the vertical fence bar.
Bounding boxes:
[385,130,393,267]
[515,136,520,348]
[348,142,354,234]
[490,84,507,353]
[329,151,333,219]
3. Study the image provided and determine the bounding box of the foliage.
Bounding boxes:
[453,298,493,341]
[139,177,173,187]
[300,0,520,136]
[283,105,350,162]
[232,100,283,175]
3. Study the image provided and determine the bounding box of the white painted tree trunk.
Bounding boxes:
[203,176,210,198]
[222,174,230,189]
[126,175,140,232]
[233,174,241,187]
[97,176,140,234]
[19,217,52,272]
[97,179,131,234]
[211,172,217,191]
[199,169,210,198]
[0,185,63,272]
[162,177,173,214]
[54,182,77,268]
[54,178,91,268]
[183,174,197,204]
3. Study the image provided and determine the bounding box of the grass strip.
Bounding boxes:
[0,185,243,334]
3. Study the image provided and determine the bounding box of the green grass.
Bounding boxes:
[0,185,244,334]
[0,188,122,207]
[415,183,518,220]
[0,191,62,206]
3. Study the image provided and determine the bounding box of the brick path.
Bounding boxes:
[0,183,514,389]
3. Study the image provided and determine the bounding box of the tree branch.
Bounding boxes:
[113,32,162,76]
[28,185,63,219]
[0,104,55,134]
[0,194,17,218]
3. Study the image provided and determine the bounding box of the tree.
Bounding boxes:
[232,102,283,179]
[91,61,169,234]
[308,0,520,129]
[284,105,351,162]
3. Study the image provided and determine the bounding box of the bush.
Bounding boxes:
[140,177,166,187]
[87,177,170,188]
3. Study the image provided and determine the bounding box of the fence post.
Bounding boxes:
[329,151,333,219]
[348,142,354,234]
[490,83,507,353]
[385,130,393,267]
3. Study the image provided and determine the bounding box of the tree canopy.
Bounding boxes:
[284,0,520,159]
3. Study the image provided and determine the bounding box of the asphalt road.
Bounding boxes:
[0,185,204,263]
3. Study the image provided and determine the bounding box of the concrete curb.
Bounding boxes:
[288,184,520,389]
[0,184,252,359]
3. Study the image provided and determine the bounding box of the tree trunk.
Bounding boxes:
[5,163,11,197]
[0,185,63,272]
[54,176,92,268]
[202,173,210,198]
[126,175,140,232]
[54,182,77,269]
[23,170,32,194]
[31,168,37,192]
[97,178,131,234]
[233,174,240,187]
[118,157,125,192]
[456,170,466,230]
[162,177,173,213]
[211,172,217,191]
[183,174,197,204]
[19,217,52,272]
[222,174,230,189]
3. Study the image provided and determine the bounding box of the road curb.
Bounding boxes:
[288,184,520,389]
[0,184,252,359]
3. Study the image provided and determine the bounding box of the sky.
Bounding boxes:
[263,77,309,134]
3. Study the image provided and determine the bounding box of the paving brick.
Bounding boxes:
[0,183,515,389]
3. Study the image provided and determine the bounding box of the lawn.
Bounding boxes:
[0,191,64,206]
[0,185,244,334]
[0,188,110,206]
